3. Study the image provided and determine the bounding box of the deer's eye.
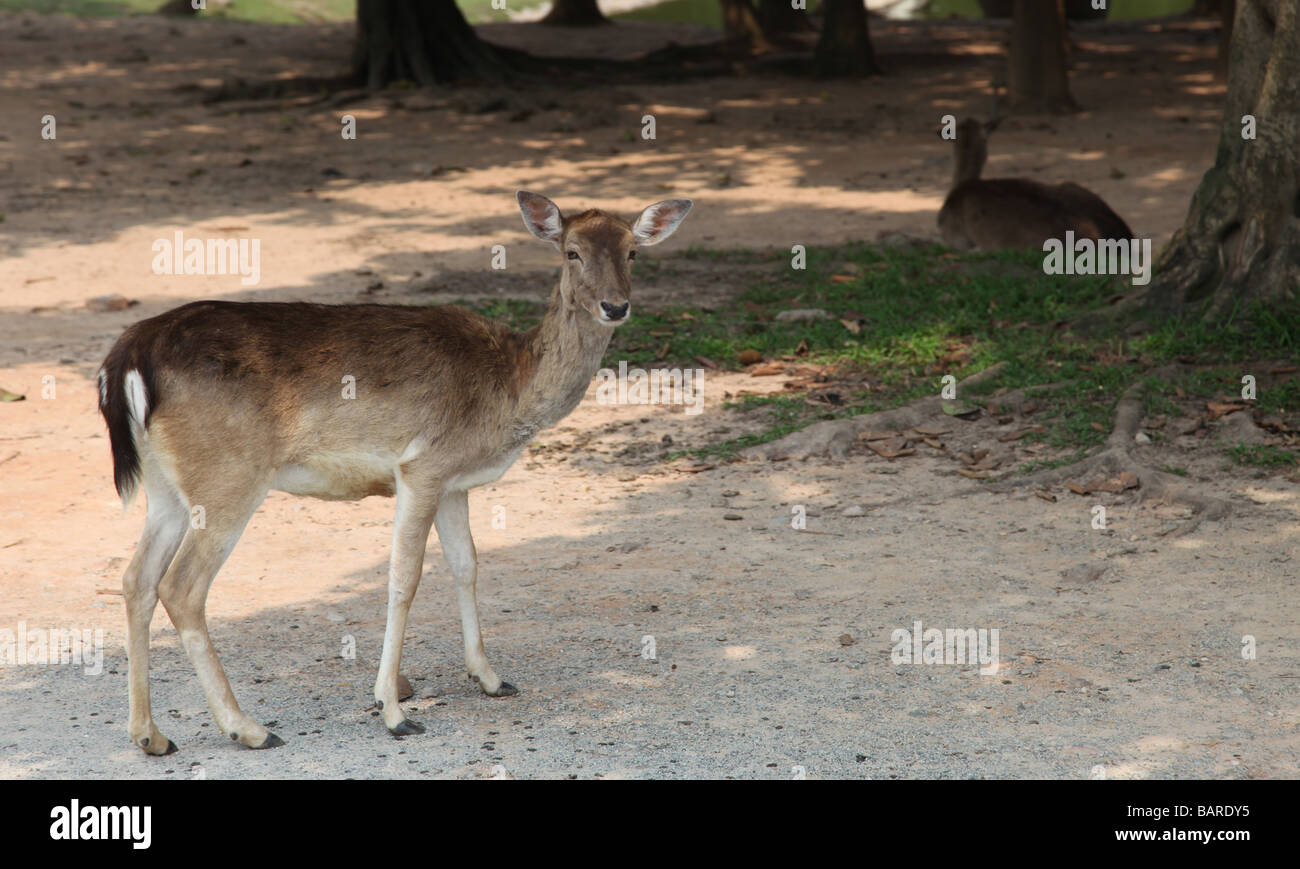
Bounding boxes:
[628,250,637,260]
[567,250,581,261]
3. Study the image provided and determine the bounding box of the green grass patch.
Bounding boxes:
[1225,444,1298,467]
[602,241,1299,461]
[450,241,1299,468]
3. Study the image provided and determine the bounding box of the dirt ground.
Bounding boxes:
[0,12,1296,779]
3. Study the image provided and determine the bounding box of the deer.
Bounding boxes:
[97,191,692,754]
[937,117,1133,251]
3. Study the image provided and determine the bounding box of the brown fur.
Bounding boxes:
[938,118,1133,250]
[99,191,692,753]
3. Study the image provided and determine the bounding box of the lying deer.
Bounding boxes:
[937,117,1132,250]
[98,191,692,754]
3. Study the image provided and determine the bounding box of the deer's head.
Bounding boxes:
[517,190,692,328]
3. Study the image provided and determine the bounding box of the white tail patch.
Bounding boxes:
[124,369,149,428]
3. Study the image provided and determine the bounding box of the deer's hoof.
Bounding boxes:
[388,718,425,737]
[139,735,178,756]
[491,681,519,697]
[252,731,285,750]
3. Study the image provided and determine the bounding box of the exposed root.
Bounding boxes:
[743,362,1007,461]
[997,372,1233,535]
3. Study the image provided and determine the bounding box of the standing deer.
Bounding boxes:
[98,191,692,754]
[937,117,1133,250]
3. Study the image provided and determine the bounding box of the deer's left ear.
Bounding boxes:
[632,199,693,246]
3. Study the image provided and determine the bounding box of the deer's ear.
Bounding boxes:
[517,190,564,247]
[632,199,693,246]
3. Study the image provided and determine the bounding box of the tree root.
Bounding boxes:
[742,362,1008,460]
[994,371,1232,535]
[747,361,1234,535]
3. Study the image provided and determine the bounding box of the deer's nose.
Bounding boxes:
[600,301,630,321]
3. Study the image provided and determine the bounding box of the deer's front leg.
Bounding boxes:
[434,489,516,698]
[375,475,437,735]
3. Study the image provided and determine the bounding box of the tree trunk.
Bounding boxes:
[353,0,513,88]
[1141,0,1300,318]
[759,0,812,35]
[541,0,609,27]
[1007,0,1075,113]
[814,0,880,77]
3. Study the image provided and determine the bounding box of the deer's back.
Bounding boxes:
[939,178,1132,251]
[103,301,535,497]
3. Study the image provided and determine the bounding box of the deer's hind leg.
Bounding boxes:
[123,467,189,756]
[156,462,282,750]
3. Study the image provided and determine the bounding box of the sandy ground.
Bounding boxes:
[0,13,1296,779]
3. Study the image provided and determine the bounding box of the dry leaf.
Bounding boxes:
[998,425,1047,442]
[1087,471,1139,493]
[956,468,990,479]
[866,440,914,460]
[839,318,861,335]
[1066,482,1090,495]
[750,362,785,377]
[677,463,716,473]
[1206,401,1248,421]
[1034,491,1057,502]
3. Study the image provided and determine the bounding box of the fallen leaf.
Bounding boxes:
[829,274,857,284]
[694,355,719,370]
[1086,472,1140,493]
[750,362,785,376]
[1066,482,1090,495]
[839,318,861,334]
[838,633,856,646]
[911,425,950,437]
[941,402,981,419]
[1206,401,1248,421]
[998,425,1047,442]
[677,463,716,473]
[865,440,914,460]
[1034,491,1057,502]
[956,468,990,479]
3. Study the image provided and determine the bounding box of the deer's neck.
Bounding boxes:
[953,141,986,187]
[514,285,613,435]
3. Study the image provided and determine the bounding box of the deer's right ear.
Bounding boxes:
[517,190,564,248]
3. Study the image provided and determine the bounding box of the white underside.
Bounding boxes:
[269,444,524,500]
